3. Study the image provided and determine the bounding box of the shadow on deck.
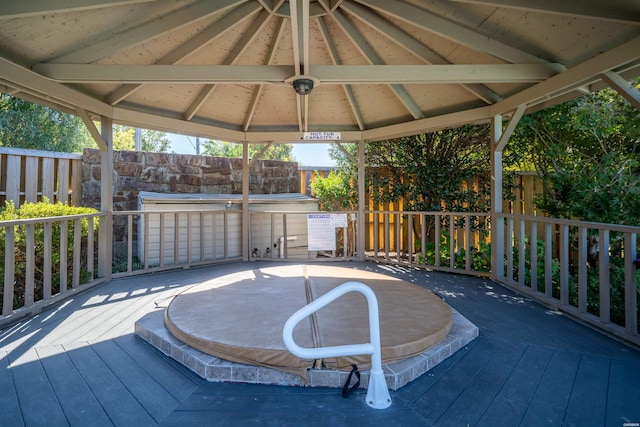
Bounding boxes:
[1,261,639,426]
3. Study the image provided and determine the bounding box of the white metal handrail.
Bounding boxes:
[282,281,392,409]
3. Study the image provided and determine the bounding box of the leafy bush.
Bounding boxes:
[0,200,99,310]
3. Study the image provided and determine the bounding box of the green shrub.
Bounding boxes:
[0,200,99,311]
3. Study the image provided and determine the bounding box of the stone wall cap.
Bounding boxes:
[138,191,316,204]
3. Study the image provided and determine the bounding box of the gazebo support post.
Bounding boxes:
[358,138,366,261]
[99,116,113,281]
[490,106,526,282]
[242,141,250,261]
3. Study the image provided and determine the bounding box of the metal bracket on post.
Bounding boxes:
[282,281,392,409]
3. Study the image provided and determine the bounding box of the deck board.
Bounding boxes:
[412,337,500,424]
[1,261,640,426]
[113,335,203,401]
[0,351,24,427]
[476,344,554,426]
[436,340,527,426]
[7,347,68,426]
[35,345,112,427]
[63,341,157,426]
[90,339,181,423]
[520,350,581,426]
[606,357,640,426]
[563,353,610,427]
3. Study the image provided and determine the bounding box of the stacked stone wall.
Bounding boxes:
[81,148,299,257]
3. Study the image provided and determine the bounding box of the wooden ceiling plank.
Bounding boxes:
[358,0,551,65]
[50,0,248,64]
[318,15,365,130]
[105,2,261,105]
[243,15,286,132]
[342,1,501,104]
[447,0,640,24]
[184,8,275,121]
[330,8,424,119]
[0,0,155,19]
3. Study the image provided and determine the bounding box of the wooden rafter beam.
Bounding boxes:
[601,71,640,110]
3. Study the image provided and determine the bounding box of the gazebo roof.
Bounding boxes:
[0,0,639,143]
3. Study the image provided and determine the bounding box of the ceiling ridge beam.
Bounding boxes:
[105,2,262,105]
[356,0,551,65]
[49,0,248,64]
[33,63,562,84]
[0,0,155,19]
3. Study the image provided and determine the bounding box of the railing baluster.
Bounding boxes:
[43,222,52,299]
[408,213,414,266]
[73,218,81,288]
[545,223,553,298]
[174,212,180,265]
[529,221,537,291]
[435,214,441,268]
[559,224,569,306]
[384,212,389,260]
[599,229,611,323]
[465,215,471,272]
[2,226,15,316]
[578,227,588,313]
[396,212,401,263]
[624,233,637,335]
[25,224,35,306]
[518,218,525,286]
[127,214,133,272]
[60,221,68,293]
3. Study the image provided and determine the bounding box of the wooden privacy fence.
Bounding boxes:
[0,147,82,208]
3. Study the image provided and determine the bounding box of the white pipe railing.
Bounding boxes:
[282,281,392,409]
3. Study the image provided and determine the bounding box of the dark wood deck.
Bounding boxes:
[1,261,639,426]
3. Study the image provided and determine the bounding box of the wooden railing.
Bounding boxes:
[111,210,244,277]
[494,213,639,347]
[0,212,104,324]
[2,207,637,347]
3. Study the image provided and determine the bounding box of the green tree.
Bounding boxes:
[112,125,171,152]
[0,94,94,152]
[321,126,492,214]
[202,140,295,161]
[508,79,640,225]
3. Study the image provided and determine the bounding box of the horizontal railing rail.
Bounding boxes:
[0,212,105,325]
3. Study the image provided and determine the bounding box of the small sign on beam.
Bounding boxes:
[303,132,342,141]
